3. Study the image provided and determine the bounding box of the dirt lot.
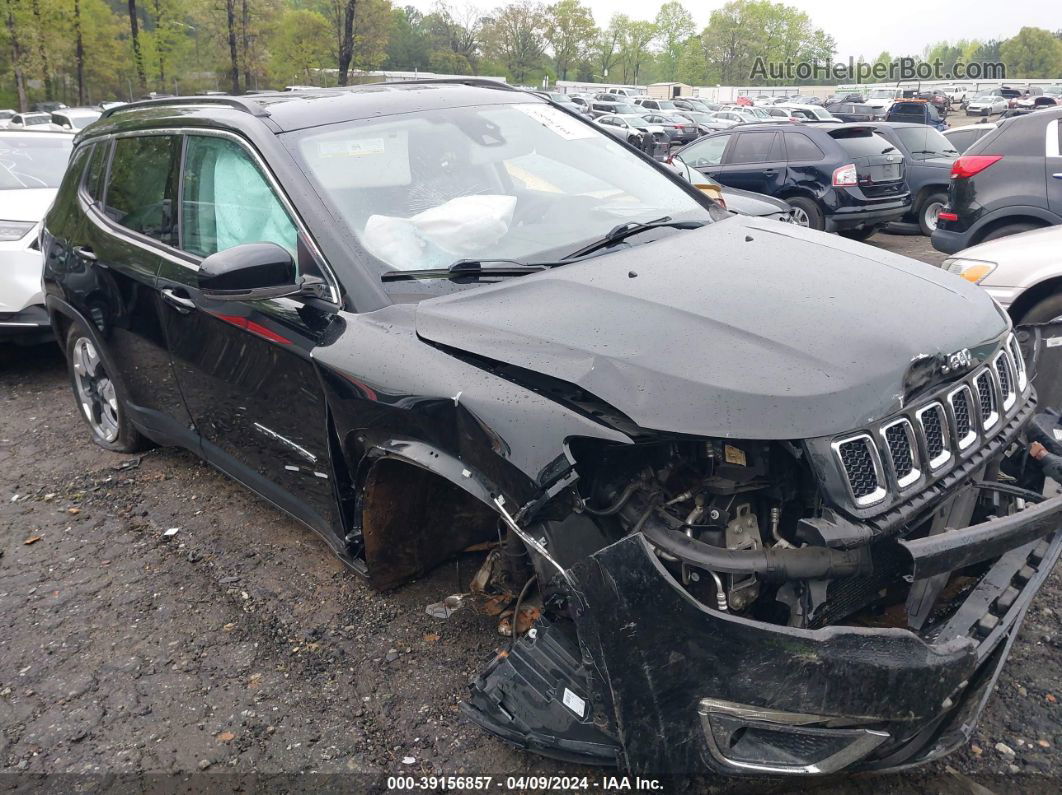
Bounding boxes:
[2,233,1060,793]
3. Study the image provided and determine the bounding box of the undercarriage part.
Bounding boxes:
[462,618,621,767]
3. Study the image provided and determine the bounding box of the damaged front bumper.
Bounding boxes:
[463,499,1062,775]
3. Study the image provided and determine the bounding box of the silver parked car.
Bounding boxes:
[943,225,1062,322]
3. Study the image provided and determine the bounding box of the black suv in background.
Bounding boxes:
[932,108,1062,254]
[673,123,910,239]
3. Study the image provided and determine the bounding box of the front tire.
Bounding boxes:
[917,192,947,236]
[65,325,152,453]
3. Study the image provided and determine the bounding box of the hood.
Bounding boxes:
[415,216,1007,440]
[956,224,1062,276]
[0,188,57,223]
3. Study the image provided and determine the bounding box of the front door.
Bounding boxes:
[709,131,787,195]
[1048,118,1062,216]
[157,132,341,534]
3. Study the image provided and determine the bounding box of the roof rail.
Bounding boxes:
[99,95,270,120]
[360,77,518,92]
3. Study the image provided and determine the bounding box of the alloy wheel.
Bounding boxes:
[71,337,120,443]
[790,206,811,227]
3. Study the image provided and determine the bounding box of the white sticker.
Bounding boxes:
[1046,336,1062,348]
[562,687,586,718]
[1053,429,1062,441]
[514,103,595,140]
[318,138,386,158]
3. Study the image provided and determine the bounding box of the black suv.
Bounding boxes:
[41,83,1062,778]
[673,122,910,239]
[932,108,1062,254]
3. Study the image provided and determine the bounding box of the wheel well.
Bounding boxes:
[358,457,498,591]
[913,184,947,209]
[1007,276,1062,324]
[776,187,819,206]
[50,310,72,351]
[970,216,1049,247]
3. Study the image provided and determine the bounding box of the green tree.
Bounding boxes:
[591,15,621,80]
[543,0,594,81]
[481,1,545,84]
[654,1,692,81]
[1000,26,1062,78]
[268,7,331,86]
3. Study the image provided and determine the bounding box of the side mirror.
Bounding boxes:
[198,242,324,301]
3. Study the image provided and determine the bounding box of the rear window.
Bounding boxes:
[829,131,896,158]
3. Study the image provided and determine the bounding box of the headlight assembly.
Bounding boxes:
[0,220,36,242]
[942,257,996,284]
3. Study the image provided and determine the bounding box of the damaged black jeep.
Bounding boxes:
[43,81,1062,777]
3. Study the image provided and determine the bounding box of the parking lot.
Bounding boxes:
[2,229,1061,791]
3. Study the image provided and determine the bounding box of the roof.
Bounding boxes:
[94,80,533,134]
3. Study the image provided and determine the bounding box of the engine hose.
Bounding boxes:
[580,480,641,516]
[972,480,1046,504]
[640,518,871,582]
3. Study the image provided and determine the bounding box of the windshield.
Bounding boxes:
[0,135,73,188]
[894,126,957,158]
[973,95,996,102]
[654,101,677,110]
[288,102,710,283]
[611,104,640,114]
[868,89,894,99]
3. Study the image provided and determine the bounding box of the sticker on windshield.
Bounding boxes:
[514,104,595,140]
[317,138,386,158]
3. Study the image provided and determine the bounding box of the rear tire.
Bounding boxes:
[917,192,947,236]
[978,222,1042,244]
[65,325,153,453]
[1016,293,1062,325]
[786,197,824,230]
[837,226,879,242]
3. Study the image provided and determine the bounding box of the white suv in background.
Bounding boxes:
[0,130,73,344]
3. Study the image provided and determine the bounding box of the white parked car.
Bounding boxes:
[0,130,73,343]
[50,107,102,131]
[863,87,903,112]
[939,85,972,105]
[0,109,16,128]
[965,95,1008,116]
[773,103,843,122]
[942,225,1062,323]
[8,112,52,129]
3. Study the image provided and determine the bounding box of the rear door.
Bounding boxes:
[157,131,342,533]
[708,131,786,195]
[77,133,195,443]
[1048,118,1062,215]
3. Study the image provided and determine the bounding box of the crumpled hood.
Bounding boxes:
[415,216,1008,439]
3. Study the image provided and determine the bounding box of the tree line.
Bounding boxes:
[2,0,1060,110]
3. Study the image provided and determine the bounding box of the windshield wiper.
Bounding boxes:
[380,258,551,283]
[564,216,707,259]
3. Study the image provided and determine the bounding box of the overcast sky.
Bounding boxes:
[406,0,1058,61]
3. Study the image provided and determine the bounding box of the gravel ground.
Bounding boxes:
[2,233,1060,793]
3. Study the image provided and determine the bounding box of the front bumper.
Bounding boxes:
[464,502,1062,775]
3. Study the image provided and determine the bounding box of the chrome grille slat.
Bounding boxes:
[832,333,1028,510]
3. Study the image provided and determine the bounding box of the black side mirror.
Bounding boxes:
[197,242,324,301]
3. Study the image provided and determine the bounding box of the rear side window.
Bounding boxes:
[180,135,297,259]
[830,131,895,158]
[785,133,824,161]
[82,140,110,202]
[727,132,778,164]
[103,135,180,246]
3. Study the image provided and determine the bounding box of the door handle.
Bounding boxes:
[763,169,778,175]
[160,287,197,314]
[73,245,97,261]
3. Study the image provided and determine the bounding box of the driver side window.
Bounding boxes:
[682,134,730,168]
[103,134,180,246]
[180,135,298,260]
